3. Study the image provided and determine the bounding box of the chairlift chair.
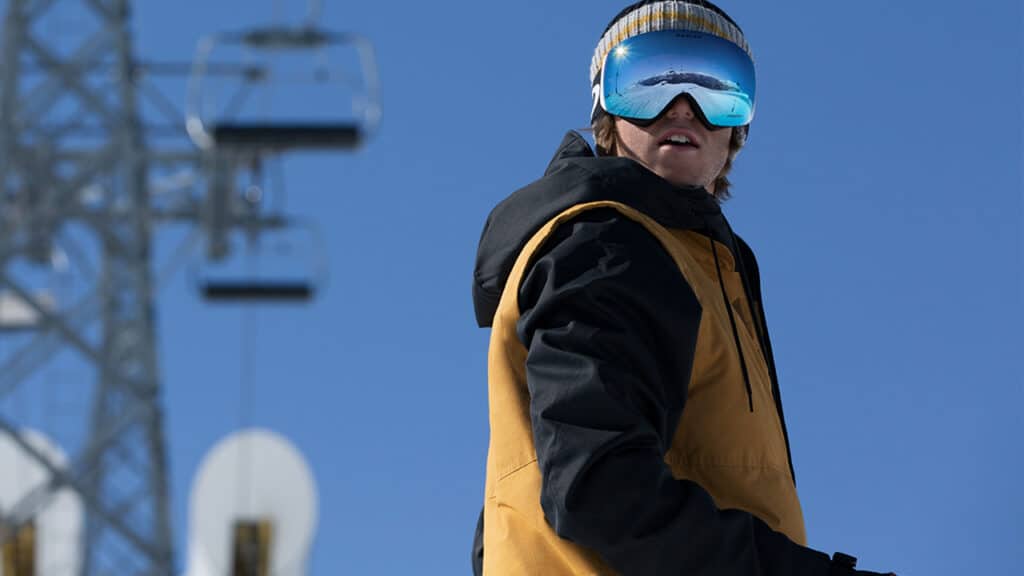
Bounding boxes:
[194,222,327,304]
[187,26,380,153]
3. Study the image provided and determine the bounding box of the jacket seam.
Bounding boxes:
[495,458,539,483]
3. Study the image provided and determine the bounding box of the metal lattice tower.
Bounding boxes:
[0,0,184,573]
[1,0,376,573]
[0,0,172,573]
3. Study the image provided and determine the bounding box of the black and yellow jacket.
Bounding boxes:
[471,132,880,575]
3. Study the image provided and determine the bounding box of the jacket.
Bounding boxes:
[472,131,869,575]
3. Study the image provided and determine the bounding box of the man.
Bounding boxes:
[472,1,895,574]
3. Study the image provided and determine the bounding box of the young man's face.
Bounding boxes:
[614,96,733,194]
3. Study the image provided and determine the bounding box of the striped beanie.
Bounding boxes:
[590,1,752,88]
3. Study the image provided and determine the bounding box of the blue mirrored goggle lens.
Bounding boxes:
[600,30,755,127]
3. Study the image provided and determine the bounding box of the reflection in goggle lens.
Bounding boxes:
[600,30,756,127]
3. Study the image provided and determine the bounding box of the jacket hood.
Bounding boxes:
[472,130,729,327]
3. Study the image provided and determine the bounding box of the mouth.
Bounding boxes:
[659,129,700,149]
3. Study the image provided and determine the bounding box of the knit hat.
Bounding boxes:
[590,1,753,91]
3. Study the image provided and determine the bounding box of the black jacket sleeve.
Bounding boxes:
[515,208,835,575]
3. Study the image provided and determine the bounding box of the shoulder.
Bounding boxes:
[518,206,699,326]
[532,206,669,267]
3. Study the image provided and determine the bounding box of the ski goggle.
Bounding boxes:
[593,30,756,128]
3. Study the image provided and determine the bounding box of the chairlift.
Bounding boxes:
[194,223,327,304]
[187,26,380,153]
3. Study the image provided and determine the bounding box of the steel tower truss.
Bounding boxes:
[0,0,276,573]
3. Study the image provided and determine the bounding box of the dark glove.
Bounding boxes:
[831,552,897,576]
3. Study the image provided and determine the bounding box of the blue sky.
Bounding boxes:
[5,0,1021,574]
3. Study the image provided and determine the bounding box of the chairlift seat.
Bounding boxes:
[210,122,363,151]
[201,280,315,302]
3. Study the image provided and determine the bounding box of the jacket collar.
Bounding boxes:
[473,131,733,327]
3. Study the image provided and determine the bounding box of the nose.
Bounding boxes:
[664,95,696,120]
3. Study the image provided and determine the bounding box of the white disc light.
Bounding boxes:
[185,428,318,576]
